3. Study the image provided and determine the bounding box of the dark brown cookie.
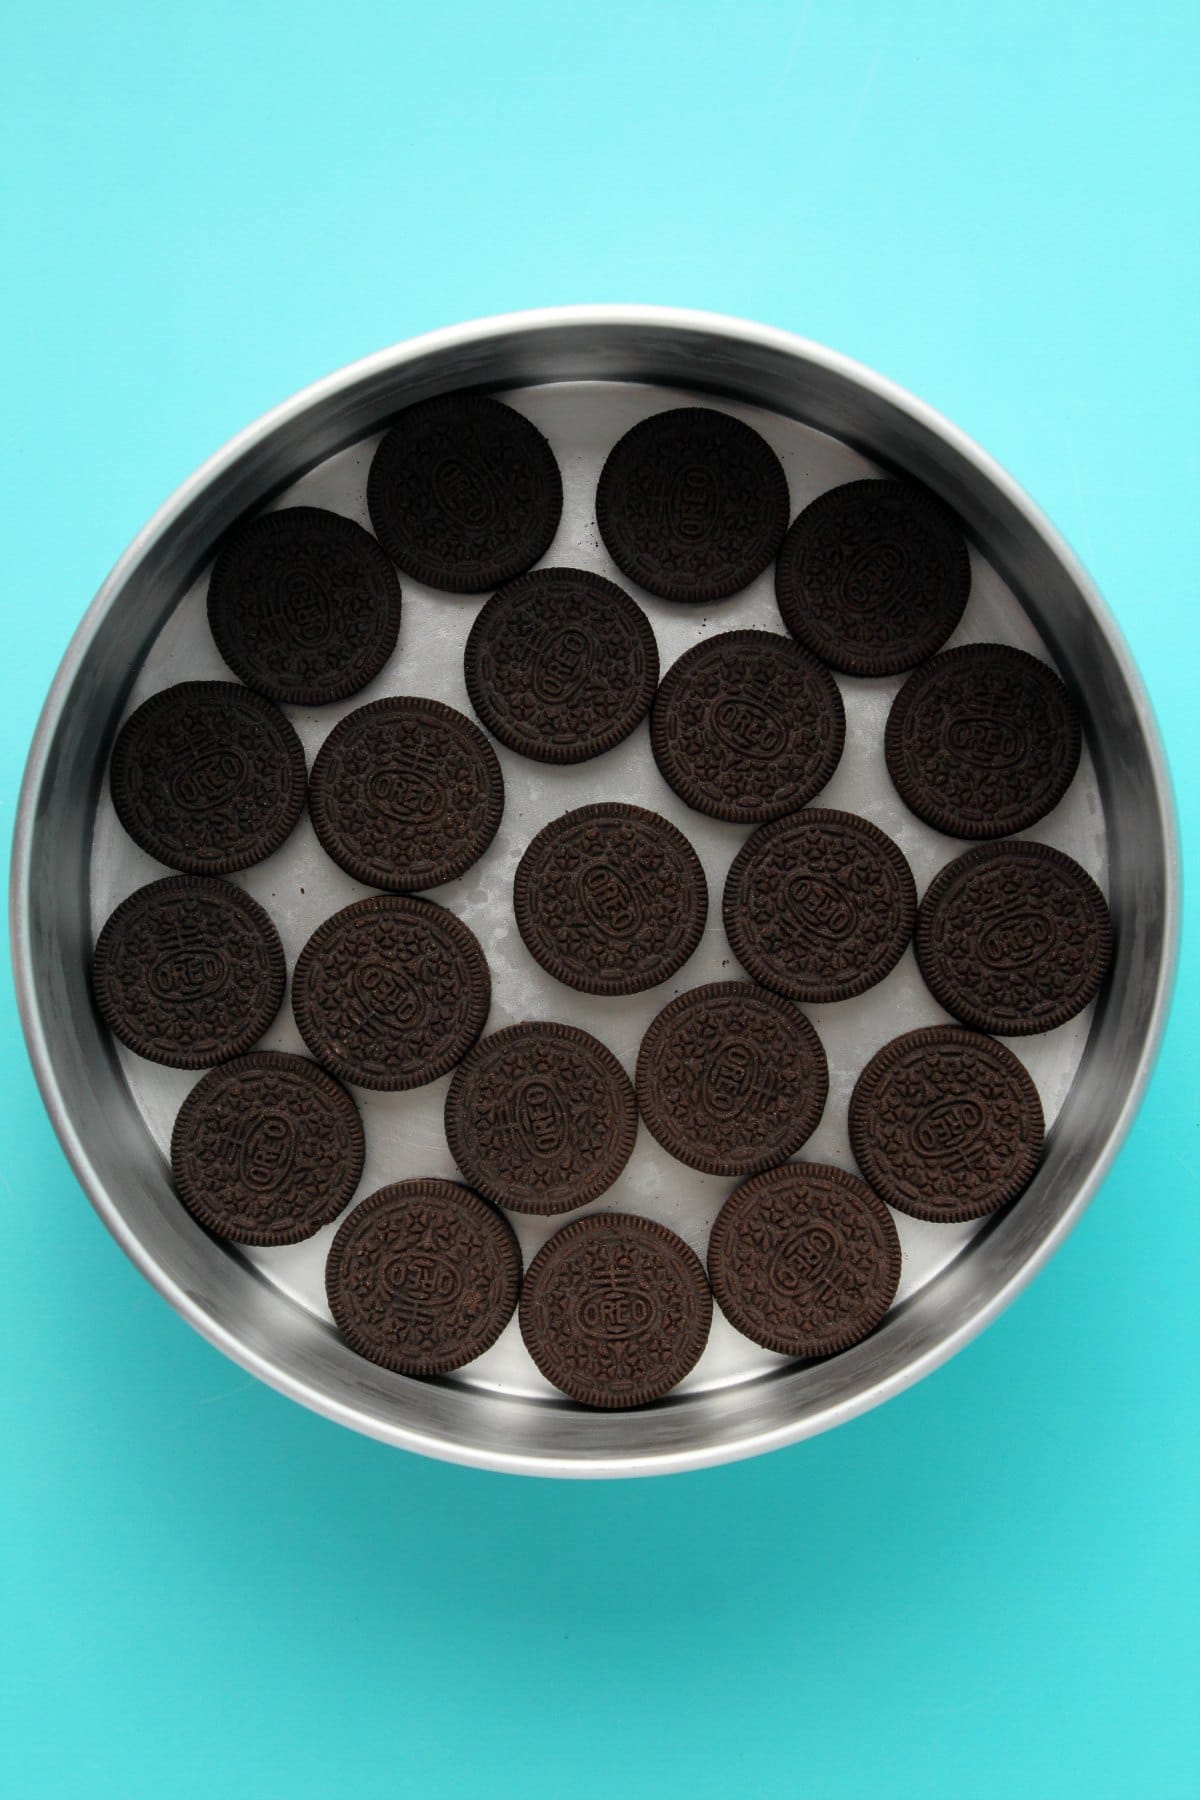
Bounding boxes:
[464,567,659,764]
[445,1022,637,1215]
[650,629,845,823]
[707,1163,902,1359]
[849,1026,1044,1223]
[915,841,1112,1035]
[308,697,503,892]
[109,682,306,875]
[367,394,563,593]
[775,479,970,676]
[93,876,285,1069]
[885,643,1082,838]
[513,802,708,995]
[596,407,789,603]
[723,809,916,1003]
[519,1212,712,1407]
[292,895,490,1089]
[636,982,828,1176]
[207,506,401,705]
[171,1052,365,1245]
[326,1179,520,1376]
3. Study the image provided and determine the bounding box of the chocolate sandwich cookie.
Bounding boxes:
[207,506,401,706]
[367,394,563,593]
[93,876,285,1069]
[326,1180,520,1376]
[650,629,844,823]
[513,802,708,995]
[464,567,659,763]
[636,981,828,1176]
[915,840,1112,1035]
[775,479,970,676]
[723,809,916,1003]
[596,407,789,603]
[445,1022,637,1215]
[707,1163,902,1359]
[109,682,306,875]
[849,1026,1044,1223]
[293,895,490,1089]
[885,643,1082,838]
[171,1052,365,1245]
[519,1212,712,1408]
[308,697,503,891]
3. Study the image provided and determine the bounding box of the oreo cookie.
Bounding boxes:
[849,1026,1044,1222]
[915,841,1112,1035]
[445,1022,637,1215]
[308,697,503,891]
[367,394,563,593]
[885,643,1082,838]
[707,1163,902,1359]
[596,407,789,603]
[93,876,285,1069]
[326,1180,521,1376]
[171,1052,365,1245]
[514,802,708,995]
[519,1212,712,1407]
[109,682,306,875]
[723,809,916,1003]
[464,567,658,763]
[207,506,401,706]
[775,479,970,676]
[293,895,490,1089]
[650,629,844,823]
[636,981,828,1176]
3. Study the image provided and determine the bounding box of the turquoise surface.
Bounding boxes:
[3,4,1196,1796]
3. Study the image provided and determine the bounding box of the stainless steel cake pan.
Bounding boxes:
[11,307,1178,1477]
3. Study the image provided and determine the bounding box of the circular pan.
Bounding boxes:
[463,566,659,764]
[596,406,790,603]
[519,1211,713,1408]
[708,1162,902,1359]
[325,1179,521,1377]
[207,505,402,706]
[635,980,828,1176]
[774,478,970,676]
[367,393,563,593]
[444,1021,638,1215]
[170,1052,365,1246]
[308,696,504,891]
[109,681,307,875]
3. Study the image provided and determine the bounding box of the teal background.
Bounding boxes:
[3,3,1196,1795]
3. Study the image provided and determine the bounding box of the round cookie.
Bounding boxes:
[915,841,1112,1036]
[723,809,916,1003]
[308,697,504,891]
[171,1052,365,1245]
[93,876,285,1069]
[885,643,1082,838]
[708,1163,902,1359]
[775,479,970,676]
[207,506,401,705]
[367,394,563,593]
[464,567,659,764]
[636,981,828,1176]
[596,407,789,603]
[293,895,490,1089]
[519,1212,712,1408]
[326,1180,520,1376]
[109,682,306,875]
[650,629,844,823]
[445,1022,637,1215]
[514,802,708,996]
[849,1026,1044,1223]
